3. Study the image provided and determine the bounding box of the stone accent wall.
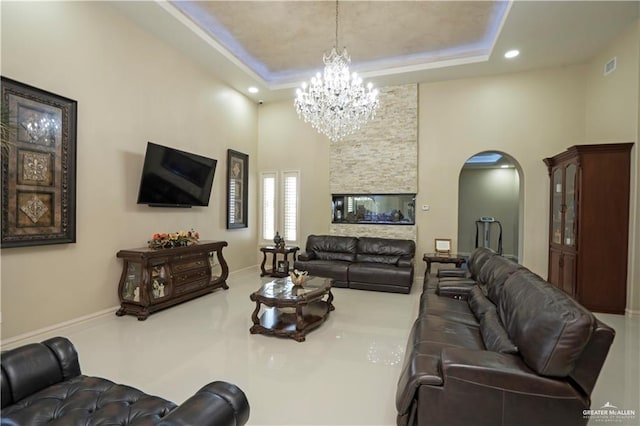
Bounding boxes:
[329,84,418,240]
[330,224,417,240]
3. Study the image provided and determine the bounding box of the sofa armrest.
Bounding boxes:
[441,347,583,397]
[397,256,414,268]
[1,337,81,408]
[159,381,250,426]
[42,337,82,380]
[436,280,476,300]
[436,268,468,278]
[296,251,316,261]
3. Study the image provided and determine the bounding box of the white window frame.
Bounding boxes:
[260,170,300,246]
[260,171,277,242]
[281,170,300,244]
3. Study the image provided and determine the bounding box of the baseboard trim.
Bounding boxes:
[230,264,259,275]
[624,308,640,319]
[1,267,260,350]
[1,306,120,350]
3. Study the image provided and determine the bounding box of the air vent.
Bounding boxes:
[604,57,617,76]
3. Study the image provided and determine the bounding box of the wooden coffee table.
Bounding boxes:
[249,276,334,342]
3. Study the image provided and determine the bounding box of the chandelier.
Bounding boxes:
[294,0,379,142]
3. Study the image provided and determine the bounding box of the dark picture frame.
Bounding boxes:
[226,149,248,229]
[1,77,77,247]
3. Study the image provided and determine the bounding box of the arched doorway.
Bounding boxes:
[457,151,523,262]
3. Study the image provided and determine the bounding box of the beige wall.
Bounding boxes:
[256,100,331,250]
[418,66,587,277]
[584,20,640,316]
[0,2,258,339]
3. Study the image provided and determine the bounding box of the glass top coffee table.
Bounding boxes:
[249,276,334,342]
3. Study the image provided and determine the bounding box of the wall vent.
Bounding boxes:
[604,57,617,76]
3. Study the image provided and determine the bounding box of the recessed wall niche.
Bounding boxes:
[329,84,418,240]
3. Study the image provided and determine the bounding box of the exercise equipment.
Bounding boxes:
[475,217,503,255]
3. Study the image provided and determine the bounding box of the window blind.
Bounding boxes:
[261,173,276,240]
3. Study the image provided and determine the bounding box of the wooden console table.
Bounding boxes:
[116,240,229,320]
[260,245,299,277]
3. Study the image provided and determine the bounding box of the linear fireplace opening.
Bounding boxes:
[331,194,416,225]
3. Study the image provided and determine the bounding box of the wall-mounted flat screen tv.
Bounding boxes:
[137,142,217,207]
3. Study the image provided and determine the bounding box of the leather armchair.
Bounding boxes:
[1,337,250,426]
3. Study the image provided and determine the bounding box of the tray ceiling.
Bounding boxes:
[112,1,640,102]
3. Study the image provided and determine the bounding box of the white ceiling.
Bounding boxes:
[112,1,640,103]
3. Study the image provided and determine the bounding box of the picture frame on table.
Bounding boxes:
[435,238,452,255]
[1,76,77,248]
[226,149,248,229]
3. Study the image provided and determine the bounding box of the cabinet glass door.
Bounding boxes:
[551,169,563,244]
[151,265,168,300]
[123,262,141,301]
[564,164,577,246]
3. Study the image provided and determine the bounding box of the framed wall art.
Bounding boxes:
[1,77,77,247]
[226,149,248,229]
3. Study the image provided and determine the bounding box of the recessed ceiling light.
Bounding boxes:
[504,50,520,59]
[248,86,259,94]
[500,164,510,169]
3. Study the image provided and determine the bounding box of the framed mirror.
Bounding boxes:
[435,238,451,254]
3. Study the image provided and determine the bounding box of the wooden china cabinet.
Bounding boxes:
[543,143,633,314]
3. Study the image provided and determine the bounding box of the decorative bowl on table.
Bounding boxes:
[289,270,308,286]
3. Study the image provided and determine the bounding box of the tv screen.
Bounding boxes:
[137,142,217,207]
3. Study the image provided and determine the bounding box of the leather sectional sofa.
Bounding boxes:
[1,337,250,426]
[396,247,615,426]
[294,234,415,293]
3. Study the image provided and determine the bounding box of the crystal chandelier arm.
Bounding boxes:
[335,0,339,49]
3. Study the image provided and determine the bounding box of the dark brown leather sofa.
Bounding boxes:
[396,248,615,426]
[294,234,415,293]
[1,337,250,426]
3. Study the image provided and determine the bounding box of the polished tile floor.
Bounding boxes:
[9,268,640,425]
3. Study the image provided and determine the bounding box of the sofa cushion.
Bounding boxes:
[304,234,358,262]
[435,280,476,299]
[355,237,415,264]
[476,255,522,303]
[499,270,595,377]
[467,285,496,321]
[348,262,412,286]
[395,313,484,417]
[420,290,479,326]
[480,309,518,354]
[293,259,350,282]
[356,253,400,265]
[467,247,495,277]
[1,375,176,425]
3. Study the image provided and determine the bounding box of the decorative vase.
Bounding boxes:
[289,270,308,286]
[273,232,281,246]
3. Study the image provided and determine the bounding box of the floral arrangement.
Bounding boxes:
[148,229,200,249]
